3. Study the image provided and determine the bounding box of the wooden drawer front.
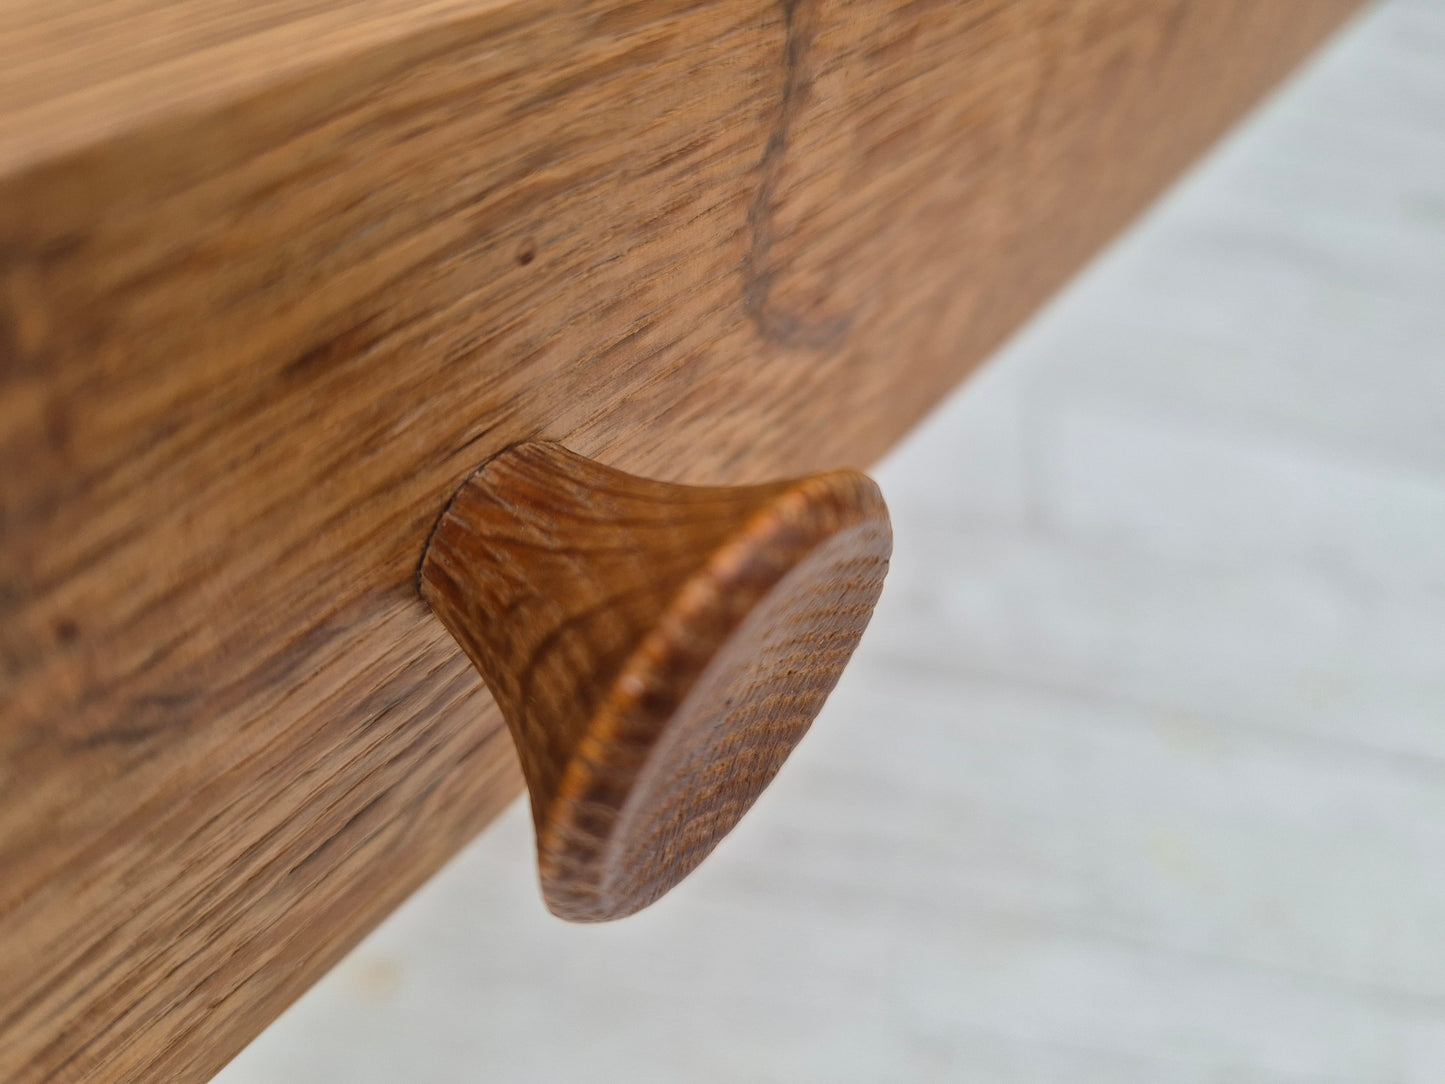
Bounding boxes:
[0,1,1360,1079]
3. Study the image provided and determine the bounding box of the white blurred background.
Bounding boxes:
[217,1,1445,1079]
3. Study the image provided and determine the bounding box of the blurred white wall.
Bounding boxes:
[217,1,1445,1080]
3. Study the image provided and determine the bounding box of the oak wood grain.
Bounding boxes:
[0,0,1362,1079]
[421,442,890,921]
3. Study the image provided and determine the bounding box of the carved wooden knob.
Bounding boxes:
[419,442,891,921]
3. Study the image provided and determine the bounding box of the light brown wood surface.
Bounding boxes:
[0,0,1362,1079]
[421,442,890,921]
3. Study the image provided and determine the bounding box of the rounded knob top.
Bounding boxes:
[421,443,890,921]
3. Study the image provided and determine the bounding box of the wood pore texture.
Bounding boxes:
[0,0,1362,1080]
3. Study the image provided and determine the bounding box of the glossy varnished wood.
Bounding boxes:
[421,443,890,920]
[0,0,1362,1079]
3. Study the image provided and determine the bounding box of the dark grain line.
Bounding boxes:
[742,0,852,350]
